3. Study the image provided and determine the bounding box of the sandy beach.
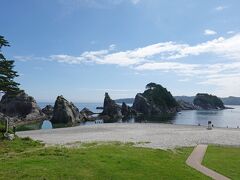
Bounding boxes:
[17,123,240,149]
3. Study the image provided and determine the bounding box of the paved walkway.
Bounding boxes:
[186,144,230,180]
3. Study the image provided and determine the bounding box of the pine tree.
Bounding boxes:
[0,36,20,136]
[0,36,20,95]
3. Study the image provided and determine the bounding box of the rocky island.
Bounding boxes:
[0,83,229,129]
[101,92,122,119]
[132,83,179,115]
[51,95,83,124]
[193,93,225,110]
[0,91,46,125]
[42,105,54,118]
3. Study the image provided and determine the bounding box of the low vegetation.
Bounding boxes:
[0,139,209,179]
[203,145,240,180]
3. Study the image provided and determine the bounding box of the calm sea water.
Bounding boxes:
[172,105,240,128]
[35,103,240,130]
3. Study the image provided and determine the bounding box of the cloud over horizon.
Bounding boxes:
[47,33,240,65]
[14,33,240,96]
[215,5,228,11]
[204,29,217,35]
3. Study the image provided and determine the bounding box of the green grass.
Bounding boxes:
[0,137,43,155]
[203,145,240,180]
[0,140,210,180]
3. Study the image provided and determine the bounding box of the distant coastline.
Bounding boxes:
[115,96,240,105]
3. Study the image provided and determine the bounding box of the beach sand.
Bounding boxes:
[17,123,240,149]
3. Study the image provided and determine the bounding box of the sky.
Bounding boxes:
[1,0,240,102]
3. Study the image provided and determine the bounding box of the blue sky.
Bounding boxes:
[1,0,240,102]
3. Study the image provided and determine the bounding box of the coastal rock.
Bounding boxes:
[121,102,129,116]
[101,93,122,118]
[193,93,225,110]
[42,105,54,117]
[80,108,94,116]
[0,112,24,128]
[132,93,151,115]
[0,91,45,122]
[121,102,132,117]
[132,83,179,115]
[177,100,198,110]
[80,108,96,121]
[51,96,82,124]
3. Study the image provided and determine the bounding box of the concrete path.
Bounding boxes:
[186,144,230,180]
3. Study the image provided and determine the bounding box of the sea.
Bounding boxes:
[19,102,240,131]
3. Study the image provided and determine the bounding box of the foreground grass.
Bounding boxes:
[0,137,43,155]
[203,145,240,180]
[0,140,209,179]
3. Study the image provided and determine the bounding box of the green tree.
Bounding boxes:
[0,36,20,135]
[143,82,178,110]
[0,36,20,95]
[145,82,157,90]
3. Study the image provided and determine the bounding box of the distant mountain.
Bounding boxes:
[116,96,240,105]
[175,96,240,105]
[115,98,134,104]
[174,96,195,103]
[116,96,195,105]
[221,96,240,105]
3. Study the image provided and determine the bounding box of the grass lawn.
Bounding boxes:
[203,145,240,180]
[0,139,209,180]
[0,137,43,155]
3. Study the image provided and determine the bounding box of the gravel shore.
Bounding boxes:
[17,123,240,149]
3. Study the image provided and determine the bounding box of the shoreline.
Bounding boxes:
[17,123,240,149]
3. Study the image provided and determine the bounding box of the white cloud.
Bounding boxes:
[199,74,240,97]
[135,61,240,96]
[215,6,227,11]
[14,55,49,62]
[204,29,217,35]
[15,33,240,96]
[167,35,240,61]
[135,62,240,76]
[227,31,235,34]
[109,44,116,51]
[14,56,33,62]
[135,62,199,73]
[50,34,240,66]
[17,34,240,66]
